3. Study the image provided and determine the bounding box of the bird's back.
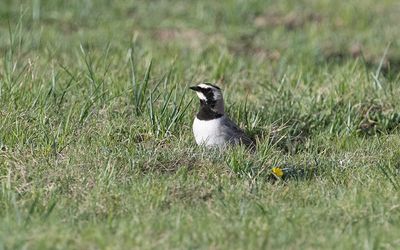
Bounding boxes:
[220,116,255,148]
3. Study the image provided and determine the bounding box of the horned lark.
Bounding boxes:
[189,83,254,149]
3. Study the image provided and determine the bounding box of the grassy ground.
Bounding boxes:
[1,0,400,249]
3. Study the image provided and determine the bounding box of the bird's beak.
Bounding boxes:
[189,86,201,91]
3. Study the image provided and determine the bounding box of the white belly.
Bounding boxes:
[193,117,226,147]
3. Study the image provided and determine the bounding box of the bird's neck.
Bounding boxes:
[196,100,224,121]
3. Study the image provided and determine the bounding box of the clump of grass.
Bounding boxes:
[128,49,153,116]
[147,82,193,138]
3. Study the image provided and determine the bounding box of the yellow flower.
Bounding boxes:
[272,167,284,177]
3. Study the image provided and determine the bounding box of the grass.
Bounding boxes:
[1,0,400,249]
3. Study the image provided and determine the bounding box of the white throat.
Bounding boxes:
[195,91,207,101]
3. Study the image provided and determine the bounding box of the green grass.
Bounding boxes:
[1,0,400,249]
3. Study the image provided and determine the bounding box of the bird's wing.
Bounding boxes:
[220,117,255,148]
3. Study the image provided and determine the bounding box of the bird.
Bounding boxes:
[189,83,255,149]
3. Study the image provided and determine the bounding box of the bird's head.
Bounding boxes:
[189,83,224,114]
